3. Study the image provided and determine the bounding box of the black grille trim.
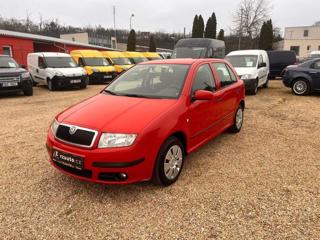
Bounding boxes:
[54,161,92,178]
[55,124,98,148]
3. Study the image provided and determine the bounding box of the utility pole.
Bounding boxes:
[113,6,116,40]
[183,27,186,38]
[238,8,243,50]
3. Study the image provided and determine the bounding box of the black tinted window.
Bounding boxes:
[192,64,216,93]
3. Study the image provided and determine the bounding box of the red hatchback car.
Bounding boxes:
[46,59,245,186]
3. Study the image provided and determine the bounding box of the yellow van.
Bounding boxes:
[142,52,162,61]
[70,50,117,83]
[100,51,134,73]
[123,52,149,64]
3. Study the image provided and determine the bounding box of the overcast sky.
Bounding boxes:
[1,0,320,35]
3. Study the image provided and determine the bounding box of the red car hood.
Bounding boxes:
[57,93,178,133]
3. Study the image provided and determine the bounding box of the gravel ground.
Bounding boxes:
[0,81,319,240]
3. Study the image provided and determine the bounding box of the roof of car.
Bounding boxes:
[227,50,266,56]
[28,52,71,57]
[139,58,225,65]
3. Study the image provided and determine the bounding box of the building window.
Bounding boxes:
[318,46,320,50]
[2,46,13,56]
[304,30,309,37]
[307,45,311,51]
[72,37,75,42]
[290,46,300,56]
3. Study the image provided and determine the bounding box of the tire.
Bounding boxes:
[291,79,310,96]
[229,104,244,133]
[47,79,56,91]
[23,84,33,96]
[152,137,185,186]
[262,78,269,88]
[80,77,89,89]
[248,79,258,95]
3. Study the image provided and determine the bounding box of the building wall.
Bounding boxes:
[60,32,89,44]
[284,25,320,58]
[0,36,34,65]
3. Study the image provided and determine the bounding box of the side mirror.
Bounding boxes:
[192,90,214,101]
[258,62,267,68]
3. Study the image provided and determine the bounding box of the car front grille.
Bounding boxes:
[0,76,20,83]
[55,124,98,148]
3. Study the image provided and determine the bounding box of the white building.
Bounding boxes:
[283,22,320,58]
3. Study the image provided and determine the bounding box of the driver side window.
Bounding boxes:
[192,64,216,95]
[38,57,46,69]
[313,61,320,69]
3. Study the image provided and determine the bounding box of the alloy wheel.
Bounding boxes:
[164,145,183,180]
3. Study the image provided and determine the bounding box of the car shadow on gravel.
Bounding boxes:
[0,91,27,99]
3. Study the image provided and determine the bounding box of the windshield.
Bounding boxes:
[112,58,133,65]
[83,57,110,66]
[130,57,148,64]
[172,47,207,58]
[105,64,190,99]
[0,56,19,68]
[45,57,78,68]
[226,55,258,68]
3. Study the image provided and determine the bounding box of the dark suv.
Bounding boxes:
[0,55,33,96]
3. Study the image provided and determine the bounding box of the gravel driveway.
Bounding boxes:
[0,81,319,239]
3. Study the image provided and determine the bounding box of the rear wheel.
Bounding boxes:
[152,137,185,186]
[292,79,310,96]
[229,105,244,133]
[262,78,269,88]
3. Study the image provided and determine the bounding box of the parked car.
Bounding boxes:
[310,51,320,58]
[282,58,320,95]
[28,52,88,91]
[70,50,117,84]
[46,58,245,186]
[226,50,269,95]
[123,52,149,64]
[267,50,296,79]
[171,38,225,59]
[142,52,162,61]
[100,51,134,73]
[0,55,33,96]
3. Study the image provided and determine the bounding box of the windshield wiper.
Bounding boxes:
[120,93,156,99]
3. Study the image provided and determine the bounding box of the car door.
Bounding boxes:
[212,62,239,125]
[257,54,268,86]
[36,56,47,83]
[188,64,221,147]
[309,60,320,90]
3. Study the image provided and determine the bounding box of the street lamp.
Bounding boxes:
[130,14,135,30]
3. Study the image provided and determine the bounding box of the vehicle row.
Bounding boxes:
[0,50,163,96]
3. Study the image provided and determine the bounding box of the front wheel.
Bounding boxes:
[152,137,185,186]
[47,79,56,91]
[229,105,244,133]
[248,79,258,95]
[23,84,33,96]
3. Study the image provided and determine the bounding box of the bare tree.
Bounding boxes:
[232,0,271,48]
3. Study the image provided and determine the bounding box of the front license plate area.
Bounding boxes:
[104,75,112,79]
[2,82,18,87]
[70,79,81,84]
[52,149,84,170]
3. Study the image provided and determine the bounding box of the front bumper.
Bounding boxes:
[46,131,156,184]
[0,77,32,93]
[89,72,118,84]
[52,75,87,88]
[242,79,257,92]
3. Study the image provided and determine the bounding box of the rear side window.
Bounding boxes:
[192,64,216,94]
[213,63,237,87]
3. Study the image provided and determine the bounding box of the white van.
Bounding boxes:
[28,52,88,91]
[226,50,269,95]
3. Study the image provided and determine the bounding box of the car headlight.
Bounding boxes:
[98,133,137,148]
[241,74,252,80]
[92,68,99,72]
[50,119,60,136]
[21,72,30,79]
